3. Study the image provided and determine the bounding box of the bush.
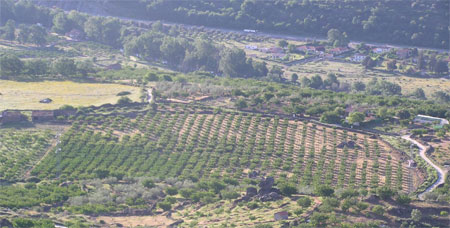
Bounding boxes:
[376,187,395,199]
[440,211,448,216]
[278,182,297,196]
[142,179,155,188]
[165,186,178,196]
[297,196,312,208]
[221,190,240,200]
[158,201,172,211]
[180,188,194,198]
[294,208,303,215]
[117,96,132,105]
[396,194,411,205]
[247,202,259,209]
[372,205,385,216]
[411,209,422,222]
[314,185,334,196]
[117,91,131,96]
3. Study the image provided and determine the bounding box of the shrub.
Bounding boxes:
[247,202,258,209]
[372,205,385,216]
[142,179,155,188]
[117,91,131,96]
[314,185,334,196]
[180,188,194,198]
[376,187,395,199]
[354,202,369,213]
[411,209,422,222]
[396,194,411,205]
[165,186,178,196]
[440,211,448,216]
[278,182,297,196]
[297,196,312,208]
[117,96,132,105]
[158,201,172,211]
[294,208,303,215]
[221,190,240,200]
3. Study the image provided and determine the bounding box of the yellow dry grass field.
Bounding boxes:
[96,215,175,227]
[0,80,140,111]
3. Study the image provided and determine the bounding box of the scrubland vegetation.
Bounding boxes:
[0,0,448,227]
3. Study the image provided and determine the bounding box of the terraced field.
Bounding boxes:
[31,105,422,193]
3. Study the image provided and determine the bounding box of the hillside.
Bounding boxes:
[36,0,449,49]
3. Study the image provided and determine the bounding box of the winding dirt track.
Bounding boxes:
[402,135,446,199]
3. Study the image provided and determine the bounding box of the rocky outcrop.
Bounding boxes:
[337,140,360,149]
[234,176,283,203]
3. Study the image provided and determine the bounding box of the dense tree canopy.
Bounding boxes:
[79,0,450,49]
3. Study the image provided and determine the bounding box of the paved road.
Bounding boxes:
[401,135,446,199]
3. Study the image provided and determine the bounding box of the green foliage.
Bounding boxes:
[0,183,83,208]
[314,185,334,197]
[297,196,312,208]
[411,209,422,222]
[353,202,369,213]
[320,111,342,124]
[53,58,77,76]
[371,205,385,216]
[158,201,172,211]
[142,179,155,188]
[310,212,330,227]
[117,96,132,105]
[247,201,259,209]
[411,129,427,137]
[347,112,365,125]
[328,29,348,47]
[376,187,395,200]
[396,194,411,205]
[12,218,54,228]
[235,99,248,109]
[0,54,24,76]
[278,181,297,196]
[165,186,178,196]
[221,190,240,200]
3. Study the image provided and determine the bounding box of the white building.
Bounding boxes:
[413,115,449,127]
[351,54,366,62]
[245,45,258,50]
[372,47,391,54]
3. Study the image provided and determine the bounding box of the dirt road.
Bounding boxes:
[402,135,446,199]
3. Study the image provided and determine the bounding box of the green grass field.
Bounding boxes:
[0,80,141,111]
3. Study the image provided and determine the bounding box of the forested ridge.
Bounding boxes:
[43,0,450,49]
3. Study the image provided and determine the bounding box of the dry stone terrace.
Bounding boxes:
[31,105,423,193]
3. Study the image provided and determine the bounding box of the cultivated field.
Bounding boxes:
[31,105,423,193]
[0,125,60,181]
[0,80,141,111]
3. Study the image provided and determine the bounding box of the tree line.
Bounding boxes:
[69,0,450,49]
[0,0,268,78]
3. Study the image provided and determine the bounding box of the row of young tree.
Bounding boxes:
[0,55,95,78]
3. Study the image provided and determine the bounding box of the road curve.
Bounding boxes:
[401,135,446,199]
